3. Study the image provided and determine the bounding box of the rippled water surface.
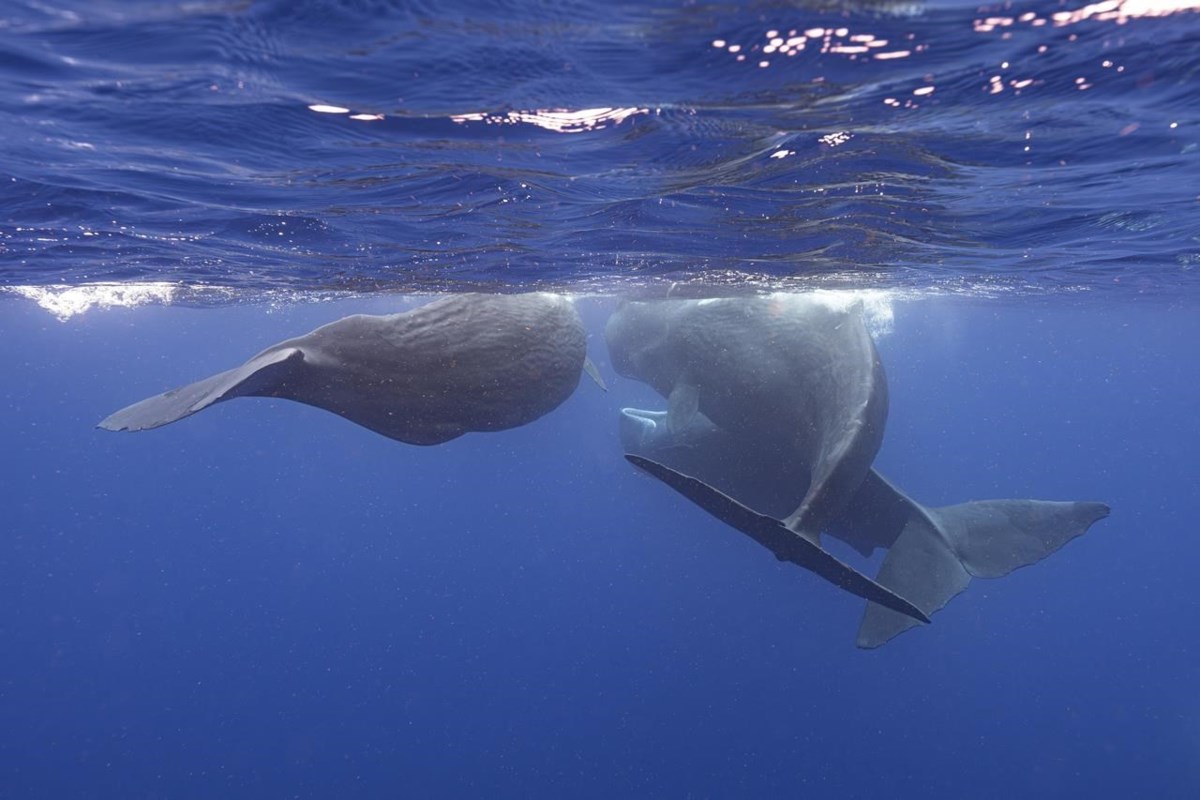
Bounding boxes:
[3,0,1199,299]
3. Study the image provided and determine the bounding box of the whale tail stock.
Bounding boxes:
[98,348,303,432]
[624,454,932,626]
[853,473,1110,648]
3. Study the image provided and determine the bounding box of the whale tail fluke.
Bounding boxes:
[857,493,1110,648]
[98,348,303,433]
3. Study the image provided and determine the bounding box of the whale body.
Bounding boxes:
[607,296,1109,647]
[100,293,590,445]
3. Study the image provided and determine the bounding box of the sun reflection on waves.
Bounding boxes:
[307,104,384,121]
[975,0,1200,31]
[969,0,1200,98]
[306,102,651,133]
[708,0,1198,112]
[450,107,651,134]
[708,22,932,110]
[711,26,916,67]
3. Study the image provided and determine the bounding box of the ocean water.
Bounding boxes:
[2,0,1199,798]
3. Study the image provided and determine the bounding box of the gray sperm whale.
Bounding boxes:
[100,293,600,445]
[606,295,1109,647]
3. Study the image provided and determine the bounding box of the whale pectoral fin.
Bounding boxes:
[666,383,699,434]
[625,454,931,625]
[857,492,1110,649]
[583,356,608,392]
[98,348,304,432]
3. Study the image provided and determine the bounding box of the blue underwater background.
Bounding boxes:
[3,0,1200,798]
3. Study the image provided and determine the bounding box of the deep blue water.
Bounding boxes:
[2,1,1200,798]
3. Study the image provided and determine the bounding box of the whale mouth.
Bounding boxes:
[619,407,667,450]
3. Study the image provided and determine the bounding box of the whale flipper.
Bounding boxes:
[856,477,1110,648]
[625,454,931,625]
[667,383,699,434]
[583,356,608,392]
[98,348,304,432]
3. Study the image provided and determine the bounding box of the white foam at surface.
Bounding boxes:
[771,289,896,337]
[8,282,179,320]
